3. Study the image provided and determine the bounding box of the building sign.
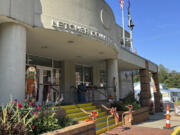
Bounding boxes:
[51,20,114,45]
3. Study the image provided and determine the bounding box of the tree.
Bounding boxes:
[133,74,140,83]
[158,64,169,83]
[164,73,180,88]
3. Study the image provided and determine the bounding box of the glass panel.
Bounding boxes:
[52,69,61,102]
[76,65,83,87]
[75,65,93,87]
[28,55,52,67]
[42,70,51,102]
[100,69,107,87]
[53,60,62,68]
[84,67,92,85]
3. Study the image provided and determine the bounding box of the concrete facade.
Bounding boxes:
[0,23,26,104]
[0,0,159,105]
[119,71,134,99]
[63,61,76,104]
[107,59,120,100]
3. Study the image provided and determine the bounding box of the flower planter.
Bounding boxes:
[41,121,96,135]
[121,107,149,126]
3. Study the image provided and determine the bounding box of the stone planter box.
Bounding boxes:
[174,104,180,116]
[121,107,149,126]
[42,121,96,135]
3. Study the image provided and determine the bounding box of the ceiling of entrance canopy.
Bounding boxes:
[26,27,117,63]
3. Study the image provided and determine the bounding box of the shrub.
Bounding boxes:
[0,99,38,135]
[110,92,141,111]
[31,107,78,134]
[58,117,78,128]
[0,99,78,135]
[31,106,61,134]
[174,101,180,105]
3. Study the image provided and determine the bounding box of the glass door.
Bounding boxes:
[75,65,93,87]
[36,66,61,105]
[37,66,53,105]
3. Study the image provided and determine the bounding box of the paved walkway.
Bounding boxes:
[101,111,180,135]
[135,112,180,129]
[100,126,173,135]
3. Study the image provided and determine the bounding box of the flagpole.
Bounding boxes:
[122,5,126,48]
[129,23,133,52]
[127,0,134,52]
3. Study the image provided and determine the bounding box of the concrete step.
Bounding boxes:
[96,122,123,135]
[67,109,101,118]
[66,106,97,114]
[50,103,122,135]
[96,118,115,129]
[50,103,93,110]
[73,112,106,121]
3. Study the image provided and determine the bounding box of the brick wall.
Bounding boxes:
[139,61,151,107]
[152,72,162,112]
[122,107,149,126]
[42,121,96,135]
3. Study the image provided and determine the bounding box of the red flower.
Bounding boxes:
[36,106,40,111]
[17,104,22,108]
[32,125,35,129]
[14,99,17,102]
[33,112,37,115]
[29,102,33,106]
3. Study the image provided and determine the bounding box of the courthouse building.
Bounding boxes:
[0,0,161,111]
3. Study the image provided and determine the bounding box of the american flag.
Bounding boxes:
[120,0,124,9]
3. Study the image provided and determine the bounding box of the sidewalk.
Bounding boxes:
[101,112,180,135]
[135,112,180,129]
[100,126,173,135]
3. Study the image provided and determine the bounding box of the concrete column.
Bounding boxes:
[0,23,26,104]
[93,66,100,86]
[63,61,75,104]
[107,59,120,100]
[139,61,151,107]
[152,72,162,112]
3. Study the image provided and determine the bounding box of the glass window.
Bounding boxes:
[84,67,92,83]
[100,70,107,87]
[27,55,52,67]
[75,65,92,86]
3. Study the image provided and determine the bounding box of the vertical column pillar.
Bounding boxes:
[93,66,100,86]
[107,59,120,100]
[139,61,151,107]
[63,61,75,104]
[152,72,162,112]
[0,23,26,104]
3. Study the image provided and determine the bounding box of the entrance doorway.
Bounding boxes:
[36,66,61,105]
[75,65,93,103]
[26,55,62,105]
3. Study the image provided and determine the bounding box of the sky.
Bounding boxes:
[105,0,180,72]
